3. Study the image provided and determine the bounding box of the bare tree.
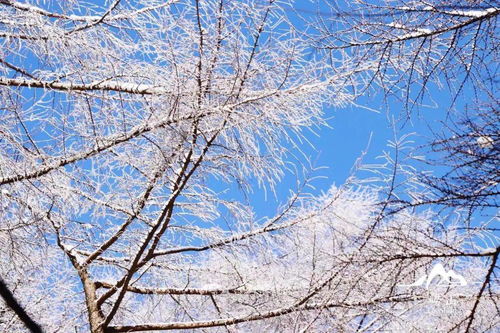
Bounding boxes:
[0,1,498,332]
[398,103,499,217]
[314,0,498,112]
[314,1,500,331]
[312,0,499,223]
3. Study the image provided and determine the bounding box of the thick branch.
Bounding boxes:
[0,77,168,95]
[95,281,280,296]
[0,277,42,333]
[105,294,499,332]
[329,8,498,49]
[0,113,205,186]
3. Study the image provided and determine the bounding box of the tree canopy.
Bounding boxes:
[0,1,498,332]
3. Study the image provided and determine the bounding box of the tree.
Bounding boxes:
[314,0,500,331]
[400,103,499,218]
[313,0,499,214]
[0,1,498,332]
[314,0,498,112]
